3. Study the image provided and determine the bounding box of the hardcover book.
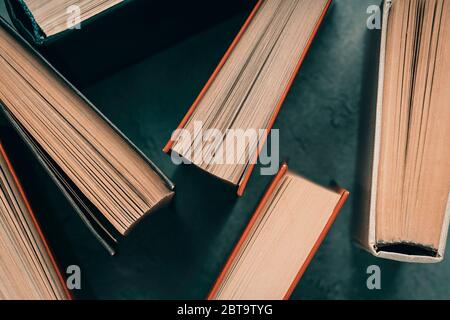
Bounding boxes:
[0,17,175,255]
[0,142,71,300]
[355,0,450,263]
[208,163,348,300]
[164,0,332,196]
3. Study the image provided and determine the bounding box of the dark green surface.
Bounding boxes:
[1,0,449,299]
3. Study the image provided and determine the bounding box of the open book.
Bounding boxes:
[356,0,450,262]
[0,18,174,254]
[0,143,70,300]
[208,164,348,300]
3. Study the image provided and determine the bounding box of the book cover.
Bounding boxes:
[5,0,256,87]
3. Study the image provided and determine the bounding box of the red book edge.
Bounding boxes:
[0,142,73,300]
[163,0,333,197]
[207,163,349,300]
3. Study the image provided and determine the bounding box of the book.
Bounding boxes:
[5,0,257,86]
[355,0,450,263]
[0,142,71,300]
[0,17,174,255]
[12,0,123,39]
[164,0,332,196]
[208,163,348,300]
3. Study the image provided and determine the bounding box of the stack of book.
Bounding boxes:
[0,0,448,300]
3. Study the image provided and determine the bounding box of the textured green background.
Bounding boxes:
[1,0,449,299]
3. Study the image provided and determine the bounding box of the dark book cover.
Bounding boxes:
[5,0,256,87]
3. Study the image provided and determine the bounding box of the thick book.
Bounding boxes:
[0,17,175,255]
[5,0,256,86]
[164,0,332,196]
[208,163,348,300]
[355,0,450,263]
[0,142,71,300]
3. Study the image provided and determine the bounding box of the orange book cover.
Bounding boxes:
[163,0,333,196]
[207,163,349,300]
[0,142,73,300]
